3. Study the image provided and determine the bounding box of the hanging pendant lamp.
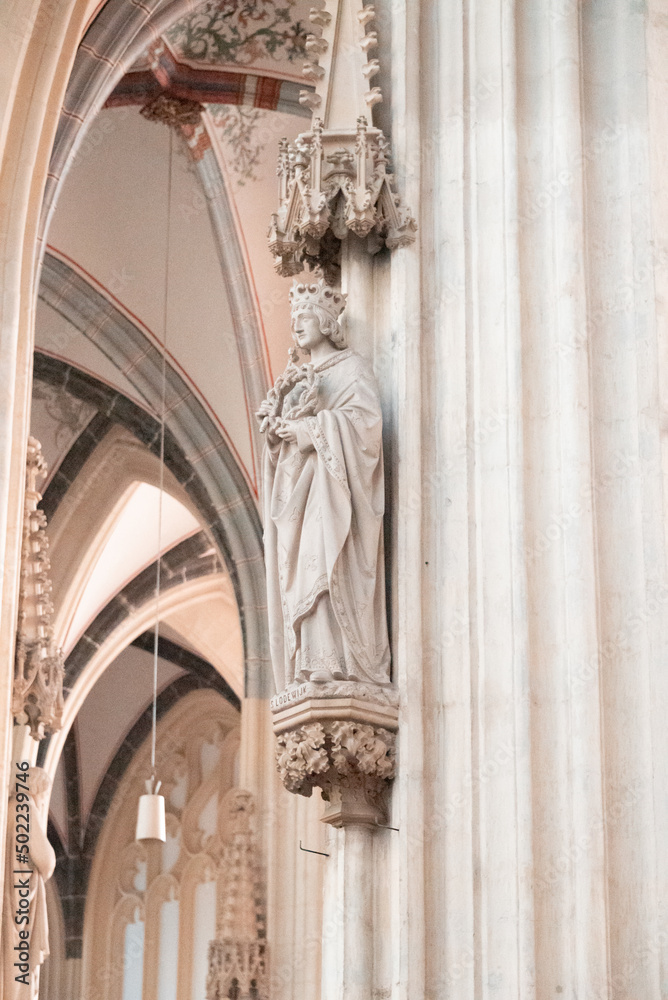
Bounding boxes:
[136,127,174,845]
[136,777,166,842]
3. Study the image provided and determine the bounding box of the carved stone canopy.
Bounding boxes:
[267,2,416,279]
[268,116,416,280]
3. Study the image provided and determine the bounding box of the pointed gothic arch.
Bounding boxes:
[36,267,271,698]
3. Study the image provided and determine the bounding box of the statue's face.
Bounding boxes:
[293,310,326,352]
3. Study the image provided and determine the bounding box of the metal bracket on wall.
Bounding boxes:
[299,840,330,857]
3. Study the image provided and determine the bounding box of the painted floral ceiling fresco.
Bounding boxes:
[208,104,269,184]
[164,0,310,74]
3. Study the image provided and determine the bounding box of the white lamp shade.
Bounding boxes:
[136,792,166,842]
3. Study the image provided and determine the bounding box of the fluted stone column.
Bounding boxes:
[383,0,668,997]
[61,957,82,997]
[403,0,536,995]
[516,4,609,996]
[581,5,668,997]
[320,823,376,1000]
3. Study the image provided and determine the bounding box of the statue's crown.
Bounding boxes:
[289,278,347,322]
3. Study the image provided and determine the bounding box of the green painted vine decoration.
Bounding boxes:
[208,105,267,184]
[166,1,308,65]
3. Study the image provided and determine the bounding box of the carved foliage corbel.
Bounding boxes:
[275,720,396,827]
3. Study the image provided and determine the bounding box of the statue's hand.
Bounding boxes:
[257,398,280,435]
[275,419,298,445]
[276,419,315,453]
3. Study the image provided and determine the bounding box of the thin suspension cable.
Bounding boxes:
[151,127,173,775]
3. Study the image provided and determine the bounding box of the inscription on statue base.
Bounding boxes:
[270,684,309,711]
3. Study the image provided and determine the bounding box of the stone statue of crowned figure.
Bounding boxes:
[257,278,391,695]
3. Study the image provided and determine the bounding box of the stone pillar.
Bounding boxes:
[340,825,373,995]
[516,3,609,996]
[320,823,375,1000]
[581,5,668,996]
[388,0,668,996]
[402,0,538,994]
[272,691,398,1000]
[261,1,668,994]
[388,3,427,995]
[61,957,82,997]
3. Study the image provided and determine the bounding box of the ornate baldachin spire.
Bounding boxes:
[207,791,268,1000]
[13,437,64,740]
[268,2,416,279]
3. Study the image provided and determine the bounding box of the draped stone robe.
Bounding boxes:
[263,347,391,692]
[2,769,55,1000]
